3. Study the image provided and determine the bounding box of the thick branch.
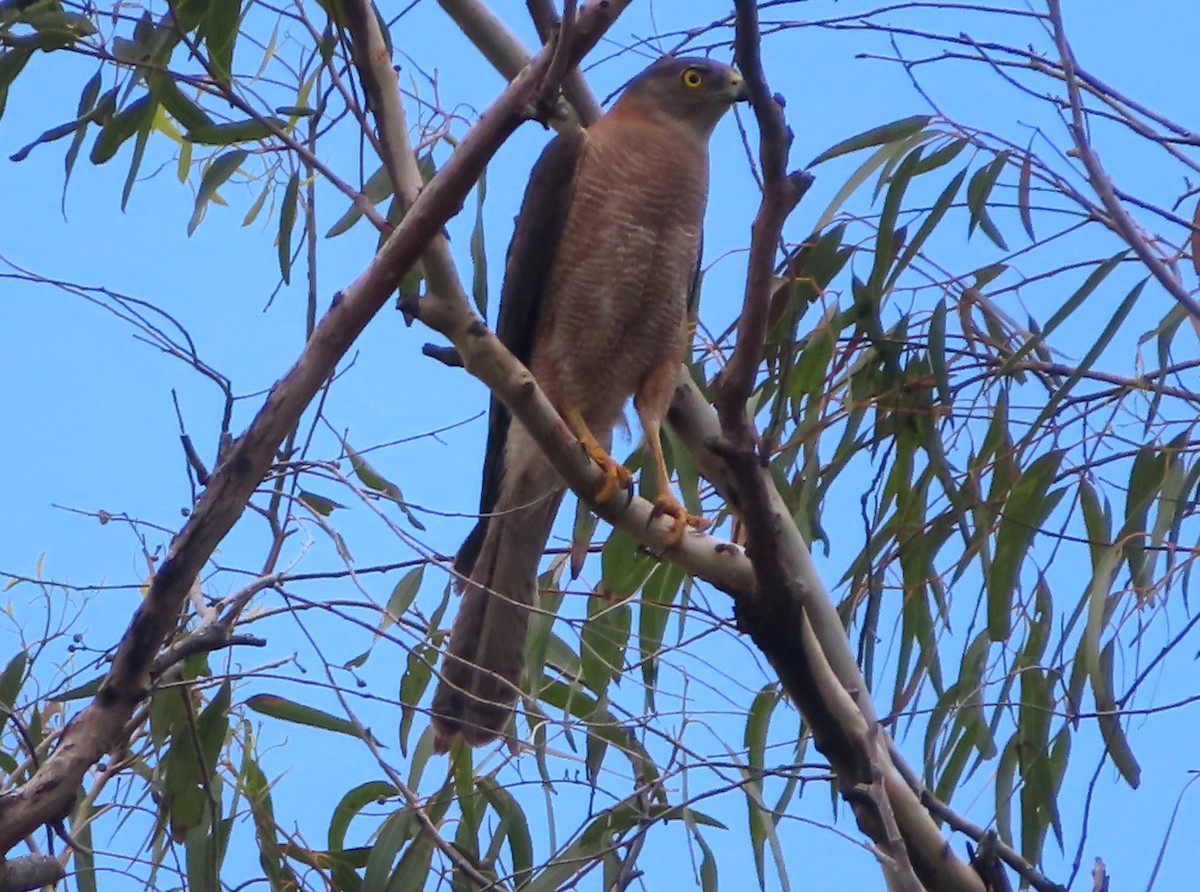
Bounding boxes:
[713,0,808,440]
[671,371,987,892]
[668,6,986,888]
[0,854,65,892]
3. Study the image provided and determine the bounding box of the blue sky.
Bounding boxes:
[2,1,1198,889]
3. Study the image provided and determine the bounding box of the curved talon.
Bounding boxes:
[565,407,633,504]
[650,496,709,547]
[588,445,634,504]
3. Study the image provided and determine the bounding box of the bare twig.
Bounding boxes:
[1045,0,1200,321]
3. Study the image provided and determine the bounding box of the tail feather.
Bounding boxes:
[431,489,563,751]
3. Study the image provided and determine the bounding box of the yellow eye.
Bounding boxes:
[681,68,704,89]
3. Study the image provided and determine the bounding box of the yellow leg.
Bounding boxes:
[633,353,709,546]
[563,407,632,504]
[639,421,709,546]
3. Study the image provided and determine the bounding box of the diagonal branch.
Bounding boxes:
[1046,0,1200,322]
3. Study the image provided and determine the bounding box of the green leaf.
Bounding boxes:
[120,97,157,210]
[381,566,424,632]
[1017,149,1035,240]
[202,0,240,84]
[995,737,1018,845]
[362,810,413,892]
[0,48,35,121]
[693,827,719,892]
[868,145,923,292]
[808,115,931,165]
[112,34,151,65]
[987,450,1065,641]
[244,693,378,743]
[185,818,219,892]
[744,686,778,774]
[238,745,290,888]
[328,781,397,852]
[477,778,534,887]
[885,168,966,294]
[188,148,246,235]
[813,140,910,233]
[1015,276,1146,453]
[0,651,27,710]
[911,136,966,174]
[152,73,213,131]
[1094,642,1141,787]
[927,299,951,410]
[638,561,684,696]
[185,117,282,145]
[580,591,631,696]
[52,674,104,702]
[10,118,85,163]
[389,780,454,892]
[241,181,269,226]
[299,489,344,516]
[196,680,231,772]
[965,151,1010,250]
[72,797,98,892]
[398,642,436,752]
[64,75,108,191]
[7,7,95,50]
[600,527,655,597]
[523,795,723,892]
[326,164,393,238]
[1120,442,1167,592]
[90,94,156,165]
[278,170,299,284]
[342,440,427,531]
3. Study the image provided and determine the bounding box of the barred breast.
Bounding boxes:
[529,116,711,434]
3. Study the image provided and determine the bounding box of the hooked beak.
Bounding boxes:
[726,71,749,102]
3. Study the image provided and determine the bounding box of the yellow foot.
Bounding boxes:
[564,408,633,504]
[650,495,709,547]
[586,442,634,504]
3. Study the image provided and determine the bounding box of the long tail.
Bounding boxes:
[431,486,563,751]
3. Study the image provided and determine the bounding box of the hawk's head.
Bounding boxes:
[614,56,747,137]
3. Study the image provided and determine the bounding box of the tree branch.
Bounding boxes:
[1046,0,1200,321]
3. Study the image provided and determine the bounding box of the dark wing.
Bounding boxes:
[455,128,585,579]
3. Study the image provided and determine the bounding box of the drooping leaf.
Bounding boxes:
[580,591,631,696]
[477,777,534,887]
[185,117,282,145]
[299,490,344,516]
[808,115,931,166]
[89,94,157,165]
[278,170,299,284]
[362,810,414,892]
[327,779,397,868]
[0,651,28,711]
[244,693,378,743]
[342,440,427,531]
[0,47,35,121]
[202,0,240,84]
[965,152,1010,250]
[987,450,1065,641]
[885,168,966,294]
[187,148,246,234]
[1018,149,1035,240]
